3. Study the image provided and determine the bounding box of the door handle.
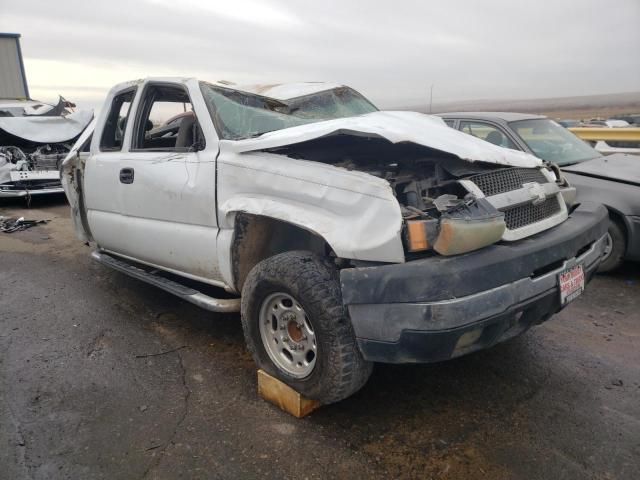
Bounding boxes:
[119,167,134,184]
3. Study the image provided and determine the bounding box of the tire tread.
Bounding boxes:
[241,251,372,404]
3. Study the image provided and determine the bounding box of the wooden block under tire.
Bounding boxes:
[257,369,321,418]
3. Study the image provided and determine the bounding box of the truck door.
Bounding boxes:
[88,81,221,283]
[84,87,137,252]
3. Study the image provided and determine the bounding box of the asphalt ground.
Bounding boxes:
[1,194,639,480]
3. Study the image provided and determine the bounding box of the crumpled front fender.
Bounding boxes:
[217,150,405,263]
[60,119,96,243]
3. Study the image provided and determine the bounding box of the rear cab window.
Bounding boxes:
[100,88,137,151]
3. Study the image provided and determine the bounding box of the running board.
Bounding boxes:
[90,251,240,313]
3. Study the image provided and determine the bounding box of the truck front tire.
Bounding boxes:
[241,251,372,404]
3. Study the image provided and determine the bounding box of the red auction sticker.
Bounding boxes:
[559,264,585,306]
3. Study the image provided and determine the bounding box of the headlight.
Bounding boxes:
[404,198,506,256]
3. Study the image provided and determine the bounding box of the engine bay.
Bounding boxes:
[266,133,562,256]
[0,143,71,172]
[267,133,498,214]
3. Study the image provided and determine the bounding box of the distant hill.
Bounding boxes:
[399,91,640,120]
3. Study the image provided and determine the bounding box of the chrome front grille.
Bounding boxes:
[469,168,548,197]
[463,166,567,240]
[503,197,561,230]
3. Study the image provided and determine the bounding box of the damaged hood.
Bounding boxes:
[562,153,640,186]
[224,111,543,168]
[0,110,94,143]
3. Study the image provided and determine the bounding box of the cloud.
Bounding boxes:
[145,0,303,29]
[1,0,638,111]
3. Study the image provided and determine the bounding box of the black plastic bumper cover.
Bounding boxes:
[340,202,608,363]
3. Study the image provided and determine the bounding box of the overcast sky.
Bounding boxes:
[1,0,639,111]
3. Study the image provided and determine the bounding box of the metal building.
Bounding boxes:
[0,33,30,99]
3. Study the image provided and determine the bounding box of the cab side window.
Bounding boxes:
[100,89,136,151]
[132,84,205,152]
[460,121,517,149]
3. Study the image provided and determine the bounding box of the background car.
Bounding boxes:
[584,119,630,128]
[557,119,582,128]
[439,112,640,272]
[610,114,640,126]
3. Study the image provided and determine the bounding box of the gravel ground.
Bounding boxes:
[1,195,639,480]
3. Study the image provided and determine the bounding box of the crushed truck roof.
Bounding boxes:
[108,77,544,169]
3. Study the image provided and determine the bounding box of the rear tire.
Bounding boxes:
[241,251,373,404]
[598,220,626,273]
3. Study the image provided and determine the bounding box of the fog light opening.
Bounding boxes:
[455,328,483,350]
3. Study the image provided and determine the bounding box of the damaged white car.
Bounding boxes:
[62,78,608,403]
[0,97,92,198]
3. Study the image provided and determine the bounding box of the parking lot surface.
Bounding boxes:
[1,196,639,480]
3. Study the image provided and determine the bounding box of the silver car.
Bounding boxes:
[439,112,639,272]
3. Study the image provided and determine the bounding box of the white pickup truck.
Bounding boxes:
[62,78,608,403]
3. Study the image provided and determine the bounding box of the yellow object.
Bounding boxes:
[406,219,430,252]
[569,127,640,142]
[257,369,321,418]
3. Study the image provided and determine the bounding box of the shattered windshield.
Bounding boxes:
[509,119,600,166]
[199,83,378,140]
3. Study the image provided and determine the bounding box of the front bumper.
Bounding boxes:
[340,202,608,363]
[0,185,65,198]
[0,181,64,198]
[0,170,64,198]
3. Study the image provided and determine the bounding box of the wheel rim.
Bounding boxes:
[602,232,613,262]
[258,292,317,379]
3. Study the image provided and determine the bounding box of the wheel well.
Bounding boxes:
[231,213,330,292]
[606,208,629,250]
[607,208,628,237]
